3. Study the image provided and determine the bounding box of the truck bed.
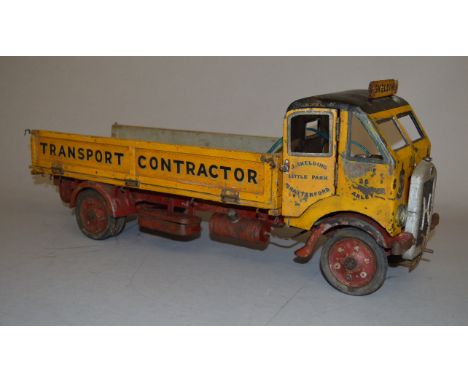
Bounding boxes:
[30,125,282,211]
[112,123,280,153]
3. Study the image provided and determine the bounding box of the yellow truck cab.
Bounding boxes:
[29,80,439,295]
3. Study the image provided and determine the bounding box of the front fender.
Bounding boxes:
[316,212,392,248]
[287,195,399,237]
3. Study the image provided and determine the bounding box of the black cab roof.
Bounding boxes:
[287,89,409,114]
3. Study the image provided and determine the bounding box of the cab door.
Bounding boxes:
[281,108,337,217]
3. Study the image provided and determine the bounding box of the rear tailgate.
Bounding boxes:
[30,130,282,210]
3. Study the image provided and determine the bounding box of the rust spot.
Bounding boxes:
[260,154,277,169]
[294,223,329,260]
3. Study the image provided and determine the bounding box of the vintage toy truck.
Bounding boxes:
[29,80,439,295]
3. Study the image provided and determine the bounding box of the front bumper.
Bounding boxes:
[392,212,439,257]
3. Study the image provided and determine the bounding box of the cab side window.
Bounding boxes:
[349,113,383,160]
[289,114,331,155]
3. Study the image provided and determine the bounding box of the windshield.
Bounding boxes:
[397,112,424,142]
[375,118,408,151]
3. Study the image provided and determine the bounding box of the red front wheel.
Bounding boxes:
[320,228,388,296]
[75,189,126,240]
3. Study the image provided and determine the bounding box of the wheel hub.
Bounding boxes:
[80,196,108,234]
[328,237,377,288]
[87,210,96,221]
[343,256,357,270]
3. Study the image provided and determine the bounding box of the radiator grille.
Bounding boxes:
[403,160,437,260]
[416,177,435,246]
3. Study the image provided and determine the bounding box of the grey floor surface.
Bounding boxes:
[0,181,466,325]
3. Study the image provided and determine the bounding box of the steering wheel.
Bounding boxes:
[350,140,371,157]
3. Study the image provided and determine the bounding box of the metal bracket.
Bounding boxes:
[399,254,430,272]
[221,188,240,204]
[125,179,140,188]
[51,165,64,175]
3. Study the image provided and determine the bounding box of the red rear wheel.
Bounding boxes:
[320,228,387,296]
[75,189,126,240]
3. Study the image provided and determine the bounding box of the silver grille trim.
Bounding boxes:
[402,160,437,260]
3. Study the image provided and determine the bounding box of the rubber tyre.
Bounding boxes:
[111,216,127,236]
[320,228,388,296]
[75,189,125,240]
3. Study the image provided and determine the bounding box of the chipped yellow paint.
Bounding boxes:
[30,130,282,210]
